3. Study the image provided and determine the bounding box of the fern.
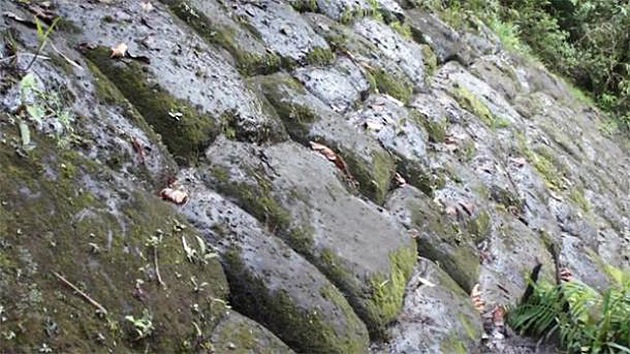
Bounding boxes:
[508,267,630,353]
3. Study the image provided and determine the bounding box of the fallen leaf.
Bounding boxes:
[309,141,353,180]
[559,267,573,283]
[394,172,406,187]
[131,137,146,164]
[309,141,336,161]
[445,205,458,217]
[110,43,128,58]
[160,187,189,205]
[470,284,485,313]
[491,305,506,327]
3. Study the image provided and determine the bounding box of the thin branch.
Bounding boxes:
[153,247,165,288]
[53,271,108,316]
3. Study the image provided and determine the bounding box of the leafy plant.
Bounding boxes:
[508,266,630,353]
[125,309,154,340]
[17,73,76,149]
[25,17,60,72]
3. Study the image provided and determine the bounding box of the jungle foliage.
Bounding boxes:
[424,0,630,133]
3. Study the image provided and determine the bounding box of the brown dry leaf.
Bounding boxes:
[160,188,189,205]
[110,43,128,58]
[491,305,506,327]
[131,137,146,164]
[470,284,485,313]
[309,141,336,161]
[559,267,573,283]
[394,172,406,187]
[309,141,354,181]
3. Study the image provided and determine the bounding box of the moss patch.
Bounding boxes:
[84,46,218,165]
[252,73,316,141]
[364,245,417,336]
[223,248,369,353]
[452,85,510,129]
[420,44,438,78]
[366,67,414,104]
[0,123,229,353]
[166,1,281,76]
[305,46,336,67]
[410,205,480,292]
[516,133,565,191]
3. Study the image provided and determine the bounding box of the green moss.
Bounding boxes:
[365,245,417,336]
[420,44,438,77]
[441,335,468,354]
[366,67,414,104]
[224,248,369,353]
[55,18,82,34]
[466,210,491,243]
[390,21,412,39]
[452,86,510,129]
[342,149,393,205]
[569,187,590,212]
[491,187,524,213]
[209,166,292,233]
[516,134,564,190]
[409,205,479,292]
[0,125,229,353]
[84,46,218,165]
[253,73,316,141]
[167,1,281,76]
[412,110,447,143]
[305,47,336,67]
[291,0,319,12]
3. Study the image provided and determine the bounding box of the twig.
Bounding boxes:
[50,43,82,70]
[0,53,51,63]
[53,271,108,316]
[153,247,165,288]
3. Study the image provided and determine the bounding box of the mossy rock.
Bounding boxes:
[203,139,416,338]
[389,188,480,292]
[0,123,232,353]
[365,67,414,104]
[452,85,509,129]
[224,248,369,353]
[84,46,219,165]
[164,0,282,76]
[210,311,294,353]
[252,73,395,204]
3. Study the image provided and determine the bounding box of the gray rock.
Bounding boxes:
[354,18,426,91]
[406,9,473,65]
[231,0,332,66]
[178,169,370,353]
[202,137,417,336]
[251,72,394,203]
[347,94,430,189]
[375,258,484,354]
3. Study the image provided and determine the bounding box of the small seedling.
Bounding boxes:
[189,276,208,293]
[125,309,154,340]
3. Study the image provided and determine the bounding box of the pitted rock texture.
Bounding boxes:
[1,0,629,353]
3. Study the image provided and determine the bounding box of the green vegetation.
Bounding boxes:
[0,118,230,352]
[85,46,219,165]
[424,0,630,133]
[509,265,630,353]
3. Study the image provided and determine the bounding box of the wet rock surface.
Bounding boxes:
[1,0,629,353]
